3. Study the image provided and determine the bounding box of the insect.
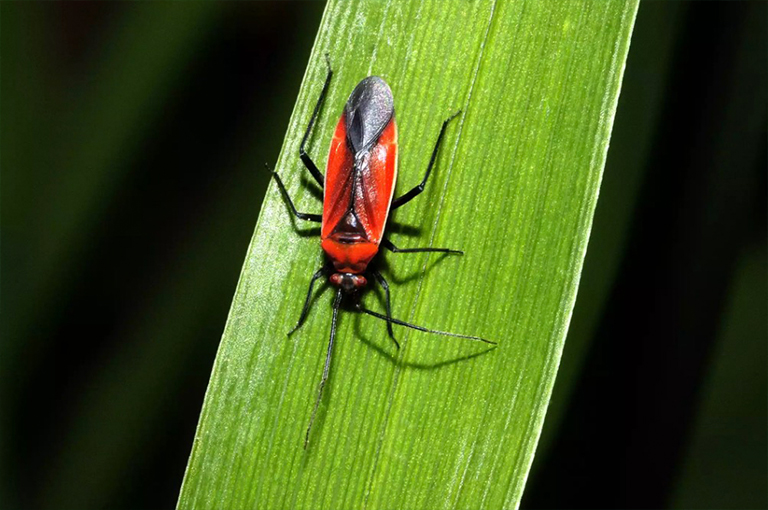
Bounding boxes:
[268,56,495,448]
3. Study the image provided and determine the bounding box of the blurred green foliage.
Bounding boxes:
[672,242,767,509]
[1,3,324,508]
[1,2,765,509]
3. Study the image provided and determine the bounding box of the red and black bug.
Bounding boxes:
[269,56,494,448]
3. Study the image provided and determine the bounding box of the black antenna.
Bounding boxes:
[305,287,344,449]
[357,305,496,345]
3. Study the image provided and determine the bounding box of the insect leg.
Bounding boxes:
[289,266,328,335]
[305,287,343,449]
[390,111,461,210]
[381,238,463,255]
[370,270,399,349]
[356,304,495,345]
[300,53,333,188]
[268,164,322,222]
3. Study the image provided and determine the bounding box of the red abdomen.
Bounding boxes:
[321,113,398,273]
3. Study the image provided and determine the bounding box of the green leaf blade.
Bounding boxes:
[178,1,638,509]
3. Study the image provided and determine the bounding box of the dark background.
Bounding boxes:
[1,2,765,509]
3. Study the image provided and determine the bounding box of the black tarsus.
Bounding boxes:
[356,304,496,345]
[381,237,463,255]
[290,266,329,335]
[305,287,344,449]
[268,163,322,223]
[370,270,398,348]
[390,110,461,210]
[300,53,333,188]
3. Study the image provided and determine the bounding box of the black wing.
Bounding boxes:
[344,76,394,154]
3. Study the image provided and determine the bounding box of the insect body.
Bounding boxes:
[322,75,398,284]
[269,57,494,448]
